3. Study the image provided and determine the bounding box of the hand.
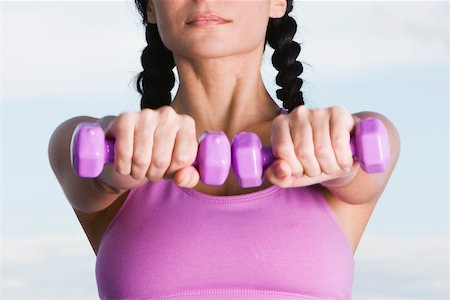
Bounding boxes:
[103,106,200,187]
[264,105,361,188]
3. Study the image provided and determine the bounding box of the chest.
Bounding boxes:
[96,185,354,299]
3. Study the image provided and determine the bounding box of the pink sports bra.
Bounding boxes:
[95,107,354,299]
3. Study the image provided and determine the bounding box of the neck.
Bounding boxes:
[170,46,281,141]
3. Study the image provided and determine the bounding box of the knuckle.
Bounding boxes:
[141,108,156,121]
[331,105,348,116]
[145,167,160,182]
[273,114,288,126]
[132,151,150,166]
[116,112,127,121]
[117,149,133,164]
[159,105,173,113]
[141,107,155,115]
[181,114,196,127]
[273,144,291,158]
[293,105,308,117]
[339,153,353,166]
[271,116,282,127]
[118,111,136,124]
[341,161,353,170]
[130,169,145,180]
[312,108,325,117]
[314,144,329,159]
[146,174,158,182]
[158,106,175,118]
[308,168,321,177]
[324,167,339,176]
[152,156,170,169]
[116,162,130,176]
[332,135,348,149]
[145,169,155,181]
[172,153,192,166]
[298,149,312,161]
[294,145,310,160]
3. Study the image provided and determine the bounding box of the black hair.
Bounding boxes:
[133,0,304,113]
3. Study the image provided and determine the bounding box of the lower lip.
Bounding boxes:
[187,20,230,27]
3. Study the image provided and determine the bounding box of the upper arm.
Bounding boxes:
[317,111,401,252]
[72,189,131,255]
[48,116,134,254]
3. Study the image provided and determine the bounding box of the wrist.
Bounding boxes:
[321,163,359,188]
[92,174,125,195]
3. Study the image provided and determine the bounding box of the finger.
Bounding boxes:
[184,166,200,187]
[270,116,303,176]
[146,120,178,182]
[329,113,354,172]
[311,111,341,176]
[108,113,135,176]
[290,119,321,177]
[130,112,155,180]
[264,158,296,188]
[174,166,200,188]
[165,117,198,180]
[289,171,342,188]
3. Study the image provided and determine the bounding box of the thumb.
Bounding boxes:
[264,159,292,187]
[174,165,200,188]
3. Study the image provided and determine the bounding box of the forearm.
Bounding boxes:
[320,161,377,205]
[49,115,139,213]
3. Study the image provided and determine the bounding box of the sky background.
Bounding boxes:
[1,0,449,299]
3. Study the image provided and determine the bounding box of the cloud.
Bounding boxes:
[1,1,145,103]
[1,234,98,299]
[353,236,449,299]
[290,1,449,79]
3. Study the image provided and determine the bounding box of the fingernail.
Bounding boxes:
[179,174,189,186]
[275,164,287,178]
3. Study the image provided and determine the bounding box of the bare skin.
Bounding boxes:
[62,0,400,257]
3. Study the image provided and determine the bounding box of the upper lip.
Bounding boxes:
[186,13,230,24]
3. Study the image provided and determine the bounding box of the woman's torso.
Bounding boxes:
[95,179,354,299]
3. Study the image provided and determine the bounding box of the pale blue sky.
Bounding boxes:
[1,0,449,299]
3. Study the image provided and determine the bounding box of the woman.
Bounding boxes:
[48,0,400,299]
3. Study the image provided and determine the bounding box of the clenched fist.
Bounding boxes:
[265,105,361,188]
[103,106,200,187]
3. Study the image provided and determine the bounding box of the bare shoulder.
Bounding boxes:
[47,115,138,255]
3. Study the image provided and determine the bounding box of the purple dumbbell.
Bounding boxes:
[70,123,231,185]
[231,117,390,188]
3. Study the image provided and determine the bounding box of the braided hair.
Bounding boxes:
[133,0,304,113]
